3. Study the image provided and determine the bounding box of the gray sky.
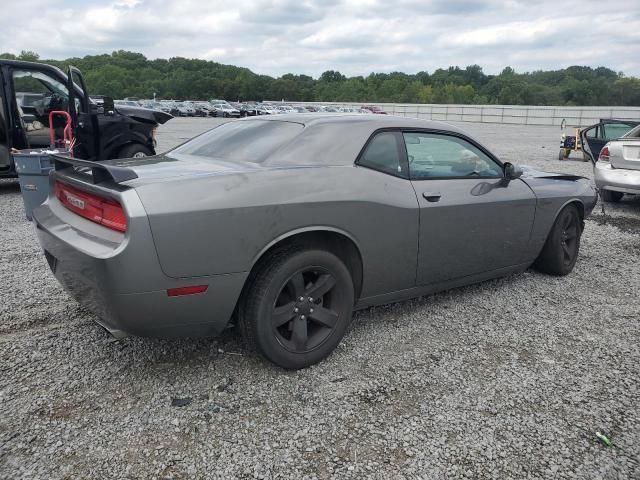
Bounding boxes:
[4,0,640,77]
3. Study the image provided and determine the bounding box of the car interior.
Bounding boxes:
[12,69,72,149]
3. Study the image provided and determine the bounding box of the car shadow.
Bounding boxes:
[0,179,20,194]
[97,322,260,371]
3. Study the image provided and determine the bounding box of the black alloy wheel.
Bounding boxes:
[558,209,579,267]
[533,205,582,276]
[272,268,340,353]
[239,248,354,369]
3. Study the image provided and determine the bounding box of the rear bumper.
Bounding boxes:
[594,162,640,194]
[33,191,247,338]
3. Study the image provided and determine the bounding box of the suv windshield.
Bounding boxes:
[168,120,303,163]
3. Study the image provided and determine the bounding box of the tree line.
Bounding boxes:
[2,50,640,106]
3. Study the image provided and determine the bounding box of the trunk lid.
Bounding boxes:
[100,152,265,186]
[612,140,640,171]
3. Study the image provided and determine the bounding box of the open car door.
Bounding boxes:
[0,66,11,171]
[67,65,99,159]
[581,119,640,163]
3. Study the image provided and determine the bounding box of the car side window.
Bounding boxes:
[403,132,502,179]
[585,126,599,139]
[358,131,403,176]
[603,123,636,140]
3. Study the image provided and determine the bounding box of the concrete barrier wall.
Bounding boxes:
[286,102,640,126]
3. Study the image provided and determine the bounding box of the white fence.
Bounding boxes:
[288,102,640,126]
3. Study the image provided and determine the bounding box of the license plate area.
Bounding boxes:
[623,145,640,161]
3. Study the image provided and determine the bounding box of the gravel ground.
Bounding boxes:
[1,118,639,479]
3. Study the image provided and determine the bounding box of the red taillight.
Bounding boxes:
[54,181,127,232]
[166,285,209,297]
[598,146,610,162]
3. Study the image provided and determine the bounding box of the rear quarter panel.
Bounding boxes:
[135,166,420,298]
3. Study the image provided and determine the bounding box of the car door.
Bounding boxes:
[581,120,639,162]
[66,65,99,160]
[0,67,11,170]
[8,64,80,150]
[403,131,537,285]
[354,130,420,295]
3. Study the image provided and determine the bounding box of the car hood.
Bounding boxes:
[114,105,173,125]
[518,165,594,204]
[520,165,587,182]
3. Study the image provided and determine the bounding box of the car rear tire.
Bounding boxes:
[239,248,354,369]
[600,189,624,203]
[118,144,153,159]
[533,204,582,276]
[558,149,564,161]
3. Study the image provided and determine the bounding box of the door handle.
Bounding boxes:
[422,192,441,202]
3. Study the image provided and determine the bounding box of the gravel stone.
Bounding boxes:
[1,118,639,479]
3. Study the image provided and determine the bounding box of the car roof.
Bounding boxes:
[244,112,465,133]
[236,114,471,167]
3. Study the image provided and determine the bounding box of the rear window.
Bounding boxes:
[623,125,640,138]
[168,120,303,163]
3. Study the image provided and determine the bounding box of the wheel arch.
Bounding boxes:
[102,131,155,159]
[247,227,364,301]
[557,198,585,227]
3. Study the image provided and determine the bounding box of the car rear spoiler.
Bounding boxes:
[51,154,138,184]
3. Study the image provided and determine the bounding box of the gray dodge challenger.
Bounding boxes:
[33,114,597,369]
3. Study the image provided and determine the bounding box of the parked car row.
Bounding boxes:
[114,98,388,117]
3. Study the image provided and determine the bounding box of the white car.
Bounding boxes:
[581,120,640,202]
[260,105,279,115]
[212,103,241,118]
[274,105,296,114]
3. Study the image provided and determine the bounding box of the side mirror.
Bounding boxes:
[102,96,115,114]
[504,162,523,180]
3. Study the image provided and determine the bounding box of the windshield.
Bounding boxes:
[168,120,303,163]
[13,70,68,97]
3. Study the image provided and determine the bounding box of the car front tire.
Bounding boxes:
[118,143,153,159]
[533,204,582,276]
[239,248,354,369]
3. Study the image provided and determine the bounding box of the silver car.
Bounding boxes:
[212,103,241,118]
[33,114,597,369]
[582,120,640,202]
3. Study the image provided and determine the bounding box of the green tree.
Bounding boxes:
[1,50,637,106]
[18,50,39,61]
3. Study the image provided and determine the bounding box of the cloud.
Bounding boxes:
[238,0,329,24]
[442,19,561,48]
[2,0,639,77]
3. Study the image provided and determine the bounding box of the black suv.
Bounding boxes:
[0,60,172,178]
